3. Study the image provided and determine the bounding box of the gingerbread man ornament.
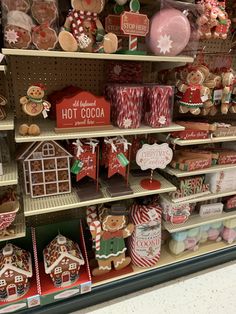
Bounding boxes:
[19,84,51,136]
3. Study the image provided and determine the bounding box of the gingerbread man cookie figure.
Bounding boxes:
[178,67,210,115]
[221,70,236,114]
[87,205,134,276]
[58,0,118,53]
[19,84,51,136]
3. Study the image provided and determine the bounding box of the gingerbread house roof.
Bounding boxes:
[17,140,72,161]
[0,244,32,277]
[43,235,85,274]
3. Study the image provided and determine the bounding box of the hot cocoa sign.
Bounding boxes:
[136,143,173,170]
[56,91,111,129]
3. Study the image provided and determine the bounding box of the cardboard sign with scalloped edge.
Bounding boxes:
[136,143,173,171]
[56,91,111,129]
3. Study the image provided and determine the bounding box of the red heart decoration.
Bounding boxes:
[85,0,92,5]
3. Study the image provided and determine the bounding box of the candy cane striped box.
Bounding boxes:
[128,204,162,268]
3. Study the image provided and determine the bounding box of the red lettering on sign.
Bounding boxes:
[121,12,149,37]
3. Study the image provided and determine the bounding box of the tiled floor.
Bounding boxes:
[73,261,236,314]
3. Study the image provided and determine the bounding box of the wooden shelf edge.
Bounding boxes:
[2,49,194,63]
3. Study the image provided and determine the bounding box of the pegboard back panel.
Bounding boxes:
[7,56,154,119]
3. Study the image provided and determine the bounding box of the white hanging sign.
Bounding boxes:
[136,143,173,171]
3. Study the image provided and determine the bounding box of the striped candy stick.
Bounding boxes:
[86,206,102,251]
[129,35,138,51]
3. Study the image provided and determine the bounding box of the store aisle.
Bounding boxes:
[73,261,236,314]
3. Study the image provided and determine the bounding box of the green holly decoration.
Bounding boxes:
[130,0,140,12]
[114,4,125,14]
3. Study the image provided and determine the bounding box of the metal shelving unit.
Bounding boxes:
[2,49,194,63]
[165,163,236,178]
[163,212,236,233]
[18,242,236,314]
[0,113,14,131]
[0,162,18,186]
[15,120,184,143]
[23,174,176,216]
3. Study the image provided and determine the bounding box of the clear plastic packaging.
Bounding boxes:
[143,85,174,128]
[2,0,59,50]
[221,218,236,244]
[105,84,144,129]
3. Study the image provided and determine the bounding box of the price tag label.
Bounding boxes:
[148,209,159,221]
[213,89,223,101]
[201,95,208,102]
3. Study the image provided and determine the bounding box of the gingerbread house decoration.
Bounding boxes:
[18,140,72,198]
[43,235,85,288]
[0,244,32,302]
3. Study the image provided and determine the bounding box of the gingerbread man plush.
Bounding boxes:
[178,67,210,115]
[59,0,118,53]
[221,70,236,114]
[87,205,134,276]
[19,84,51,136]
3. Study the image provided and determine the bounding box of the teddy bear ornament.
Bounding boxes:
[19,84,51,136]
[59,0,118,53]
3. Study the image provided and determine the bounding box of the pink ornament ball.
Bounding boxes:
[146,8,191,56]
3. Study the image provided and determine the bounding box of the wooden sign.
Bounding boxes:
[199,203,223,218]
[55,91,111,133]
[172,130,209,140]
[121,11,149,36]
[136,143,173,171]
[105,15,127,37]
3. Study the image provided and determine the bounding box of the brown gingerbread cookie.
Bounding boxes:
[32,24,58,50]
[20,85,51,117]
[4,11,33,49]
[31,0,58,25]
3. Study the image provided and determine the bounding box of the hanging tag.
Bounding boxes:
[147,209,158,221]
[117,153,129,167]
[224,93,232,104]
[42,109,48,118]
[201,95,208,102]
[213,89,223,101]
[71,160,83,174]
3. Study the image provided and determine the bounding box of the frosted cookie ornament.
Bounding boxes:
[59,0,118,53]
[31,0,58,25]
[19,84,51,136]
[4,10,33,49]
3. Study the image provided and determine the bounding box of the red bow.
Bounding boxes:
[102,230,123,240]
